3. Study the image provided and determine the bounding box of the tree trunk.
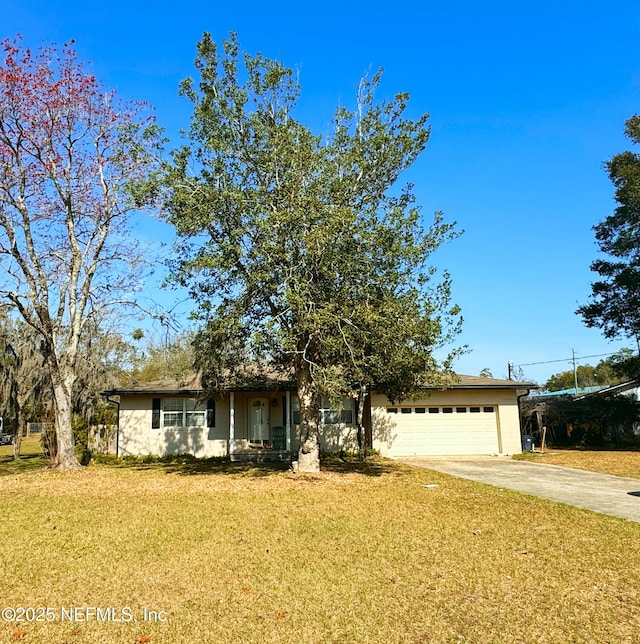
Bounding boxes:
[11,408,24,460]
[49,375,80,470]
[12,387,32,460]
[356,384,368,460]
[296,360,320,473]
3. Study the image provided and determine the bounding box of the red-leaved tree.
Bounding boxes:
[0,37,162,469]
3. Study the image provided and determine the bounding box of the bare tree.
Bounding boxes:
[0,38,162,469]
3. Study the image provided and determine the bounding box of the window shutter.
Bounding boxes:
[207,399,215,428]
[152,398,161,429]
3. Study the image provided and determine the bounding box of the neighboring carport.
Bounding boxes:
[403,457,640,523]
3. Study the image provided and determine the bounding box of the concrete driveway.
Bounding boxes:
[402,457,640,523]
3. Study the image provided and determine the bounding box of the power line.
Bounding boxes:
[515,350,628,368]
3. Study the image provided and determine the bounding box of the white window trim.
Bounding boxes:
[291,396,355,426]
[162,397,206,430]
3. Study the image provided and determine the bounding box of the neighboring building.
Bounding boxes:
[521,379,640,444]
[574,380,640,401]
[577,379,640,436]
[103,374,534,460]
[531,385,606,399]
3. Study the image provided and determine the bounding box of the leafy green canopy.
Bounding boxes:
[579,115,640,342]
[164,33,463,403]
[544,349,636,392]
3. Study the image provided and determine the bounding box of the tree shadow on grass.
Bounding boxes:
[0,452,49,476]
[93,454,284,477]
[1,450,404,478]
[320,453,403,477]
[92,453,402,478]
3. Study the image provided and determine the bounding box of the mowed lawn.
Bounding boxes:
[516,448,640,479]
[2,441,640,643]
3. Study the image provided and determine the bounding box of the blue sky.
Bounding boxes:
[5,1,640,384]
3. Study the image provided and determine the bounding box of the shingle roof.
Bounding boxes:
[103,373,535,396]
[446,374,536,389]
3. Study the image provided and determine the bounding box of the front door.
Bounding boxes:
[250,398,269,444]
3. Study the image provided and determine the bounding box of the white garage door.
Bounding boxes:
[386,404,499,457]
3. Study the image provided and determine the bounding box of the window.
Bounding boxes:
[470,406,481,413]
[320,397,354,425]
[387,407,398,414]
[443,407,453,414]
[428,407,439,414]
[483,406,495,413]
[401,407,412,414]
[291,396,354,425]
[161,398,206,429]
[456,407,467,413]
[415,407,426,414]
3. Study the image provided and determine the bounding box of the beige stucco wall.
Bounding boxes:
[118,387,523,458]
[118,394,228,458]
[118,391,296,458]
[371,389,523,457]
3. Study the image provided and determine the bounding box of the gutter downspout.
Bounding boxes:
[106,396,120,458]
[517,389,532,447]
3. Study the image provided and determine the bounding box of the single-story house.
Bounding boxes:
[103,373,533,460]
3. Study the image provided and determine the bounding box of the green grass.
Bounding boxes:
[0,435,49,475]
[2,444,640,642]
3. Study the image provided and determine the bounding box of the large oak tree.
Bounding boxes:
[0,38,162,469]
[165,34,463,471]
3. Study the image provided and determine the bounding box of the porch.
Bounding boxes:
[227,390,294,459]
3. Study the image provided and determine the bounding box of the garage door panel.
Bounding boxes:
[387,406,499,457]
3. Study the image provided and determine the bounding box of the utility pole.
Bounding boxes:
[572,348,578,394]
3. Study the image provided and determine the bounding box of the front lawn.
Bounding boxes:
[1,450,640,643]
[0,436,49,475]
[514,448,640,479]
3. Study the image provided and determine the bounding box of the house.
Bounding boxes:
[574,379,640,401]
[521,379,640,445]
[576,379,640,436]
[102,374,533,460]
